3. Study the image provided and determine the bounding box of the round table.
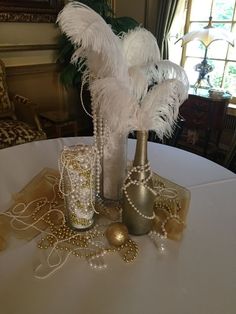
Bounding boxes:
[0,137,236,314]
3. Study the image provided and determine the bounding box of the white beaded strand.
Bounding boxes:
[122,162,156,220]
[92,103,103,198]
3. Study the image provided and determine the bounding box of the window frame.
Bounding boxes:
[181,0,236,104]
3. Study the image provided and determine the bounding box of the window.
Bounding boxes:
[175,0,236,103]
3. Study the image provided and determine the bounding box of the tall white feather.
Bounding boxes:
[137,79,187,139]
[120,28,161,102]
[121,28,161,67]
[147,60,189,92]
[58,4,189,140]
[57,2,129,82]
[90,77,138,134]
[128,66,149,101]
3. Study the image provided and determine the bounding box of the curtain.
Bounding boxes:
[155,0,179,59]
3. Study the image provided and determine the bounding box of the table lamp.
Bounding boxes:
[177,17,235,91]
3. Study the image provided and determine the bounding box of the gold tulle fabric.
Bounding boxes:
[0,168,190,251]
[0,169,62,249]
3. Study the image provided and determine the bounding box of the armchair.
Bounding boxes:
[0,59,46,149]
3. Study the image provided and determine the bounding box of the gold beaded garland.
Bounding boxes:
[105,222,129,247]
[2,167,187,272]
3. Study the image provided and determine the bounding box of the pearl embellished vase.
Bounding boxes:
[59,145,96,230]
[102,133,127,201]
[122,131,155,235]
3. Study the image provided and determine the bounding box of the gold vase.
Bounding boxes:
[122,130,155,235]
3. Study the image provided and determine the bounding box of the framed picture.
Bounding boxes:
[0,0,64,23]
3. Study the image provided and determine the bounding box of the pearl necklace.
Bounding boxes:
[1,177,139,276]
[122,162,156,220]
[92,103,104,198]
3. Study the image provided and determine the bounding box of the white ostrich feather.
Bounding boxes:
[128,66,149,101]
[136,79,187,139]
[91,75,188,139]
[57,3,189,140]
[121,27,161,67]
[57,2,129,82]
[147,60,189,90]
[90,77,138,134]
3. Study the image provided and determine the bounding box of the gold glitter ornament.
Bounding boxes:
[105,222,129,247]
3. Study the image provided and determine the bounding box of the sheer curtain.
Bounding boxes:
[155,0,180,59]
[168,0,188,64]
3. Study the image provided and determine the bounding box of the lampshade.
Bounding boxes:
[177,17,235,48]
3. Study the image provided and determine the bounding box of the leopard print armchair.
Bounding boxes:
[0,59,47,149]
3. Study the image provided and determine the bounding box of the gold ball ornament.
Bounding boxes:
[105,223,129,247]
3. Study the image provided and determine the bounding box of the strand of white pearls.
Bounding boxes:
[125,163,157,195]
[122,162,156,220]
[92,103,103,198]
[97,116,104,196]
[160,213,184,238]
[148,230,168,254]
[86,238,107,270]
[92,104,98,192]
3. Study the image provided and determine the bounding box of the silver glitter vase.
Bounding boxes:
[122,131,155,235]
[102,133,127,201]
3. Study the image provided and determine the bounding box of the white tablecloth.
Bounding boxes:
[0,137,236,314]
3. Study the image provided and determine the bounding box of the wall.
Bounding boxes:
[0,23,58,66]
[0,1,160,115]
[114,0,159,34]
[0,14,69,113]
[114,0,146,25]
[145,0,158,34]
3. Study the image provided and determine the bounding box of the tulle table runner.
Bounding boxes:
[0,167,190,275]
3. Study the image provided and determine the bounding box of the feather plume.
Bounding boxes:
[90,77,138,134]
[137,79,187,139]
[90,75,188,139]
[57,3,189,141]
[147,61,189,91]
[128,66,149,101]
[121,27,161,67]
[57,2,129,82]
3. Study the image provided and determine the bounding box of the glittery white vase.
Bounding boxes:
[102,133,127,201]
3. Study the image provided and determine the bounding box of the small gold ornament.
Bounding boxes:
[105,222,129,247]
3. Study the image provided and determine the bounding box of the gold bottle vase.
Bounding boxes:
[122,131,155,235]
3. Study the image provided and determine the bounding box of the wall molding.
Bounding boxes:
[0,1,63,23]
[0,44,58,52]
[6,63,60,77]
[0,12,56,23]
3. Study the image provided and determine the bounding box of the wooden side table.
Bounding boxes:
[40,111,78,138]
[179,90,230,156]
